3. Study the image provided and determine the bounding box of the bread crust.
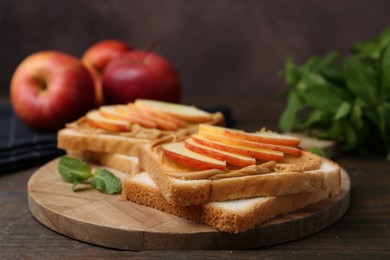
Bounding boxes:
[201,190,331,233]
[122,173,202,222]
[59,129,148,156]
[67,150,141,175]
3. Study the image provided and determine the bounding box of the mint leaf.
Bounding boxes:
[57,157,125,192]
[303,84,347,112]
[380,45,390,98]
[344,57,378,105]
[279,27,390,159]
[283,58,300,86]
[58,156,92,191]
[351,40,381,59]
[341,120,358,151]
[334,101,352,120]
[279,91,303,132]
[352,28,390,59]
[72,180,81,191]
[299,110,330,129]
[350,98,364,129]
[308,147,326,157]
[322,52,340,66]
[91,169,122,194]
[377,102,390,151]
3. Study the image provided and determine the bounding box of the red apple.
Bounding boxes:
[102,50,181,104]
[10,51,96,132]
[81,39,132,105]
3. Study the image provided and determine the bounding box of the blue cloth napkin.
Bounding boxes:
[0,103,64,173]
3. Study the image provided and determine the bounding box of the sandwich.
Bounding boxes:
[137,124,341,206]
[57,99,224,173]
[56,100,341,234]
[119,124,340,233]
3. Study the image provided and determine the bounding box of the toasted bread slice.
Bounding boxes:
[58,128,150,156]
[122,172,337,233]
[66,150,141,175]
[57,102,224,157]
[123,172,202,222]
[138,144,341,206]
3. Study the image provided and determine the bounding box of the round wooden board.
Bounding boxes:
[28,158,350,251]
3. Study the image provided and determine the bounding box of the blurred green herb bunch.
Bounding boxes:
[279,28,390,160]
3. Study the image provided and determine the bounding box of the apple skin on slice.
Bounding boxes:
[162,142,227,171]
[128,104,178,131]
[184,138,256,168]
[198,124,301,147]
[198,132,302,156]
[100,105,157,128]
[191,134,284,161]
[135,99,213,123]
[113,105,157,128]
[134,102,188,128]
[85,110,130,132]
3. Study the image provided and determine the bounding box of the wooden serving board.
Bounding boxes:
[28,158,350,251]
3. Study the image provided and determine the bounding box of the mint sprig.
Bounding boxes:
[58,156,122,194]
[58,156,92,191]
[279,28,390,159]
[92,168,122,194]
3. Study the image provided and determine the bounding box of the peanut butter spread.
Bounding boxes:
[160,149,322,181]
[66,115,223,141]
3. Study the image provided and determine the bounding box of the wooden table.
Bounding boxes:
[1,98,390,258]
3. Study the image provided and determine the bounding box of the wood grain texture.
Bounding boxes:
[27,158,350,250]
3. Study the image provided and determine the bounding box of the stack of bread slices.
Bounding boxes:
[57,99,341,233]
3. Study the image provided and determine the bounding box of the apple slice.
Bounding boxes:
[198,132,302,156]
[192,134,284,161]
[184,138,256,168]
[162,142,227,171]
[85,110,130,132]
[128,104,178,131]
[134,102,188,128]
[113,105,157,128]
[135,99,213,123]
[198,124,301,147]
[100,105,156,128]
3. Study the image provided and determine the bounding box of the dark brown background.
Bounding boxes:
[1,0,390,100]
